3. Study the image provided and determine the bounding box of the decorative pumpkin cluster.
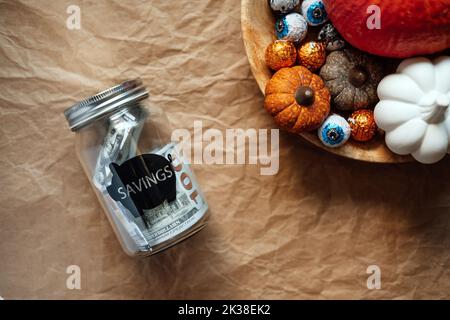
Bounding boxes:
[263,1,450,163]
[264,0,384,148]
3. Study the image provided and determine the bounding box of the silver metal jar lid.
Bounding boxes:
[64,79,149,131]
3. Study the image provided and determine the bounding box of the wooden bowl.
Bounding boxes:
[241,0,412,163]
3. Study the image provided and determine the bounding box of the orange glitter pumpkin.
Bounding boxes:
[264,66,331,133]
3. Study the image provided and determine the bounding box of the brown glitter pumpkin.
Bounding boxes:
[265,66,331,133]
[319,48,384,111]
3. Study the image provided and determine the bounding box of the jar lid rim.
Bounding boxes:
[64,79,148,131]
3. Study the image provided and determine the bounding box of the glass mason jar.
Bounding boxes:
[64,79,209,257]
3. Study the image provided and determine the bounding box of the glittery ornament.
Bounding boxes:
[301,0,328,26]
[275,13,308,43]
[318,23,345,51]
[297,41,326,72]
[348,109,377,142]
[265,40,297,71]
[269,0,300,15]
[318,114,351,148]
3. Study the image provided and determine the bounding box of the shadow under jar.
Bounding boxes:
[64,79,209,257]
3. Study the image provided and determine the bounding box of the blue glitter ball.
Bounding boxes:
[301,0,328,26]
[275,13,308,42]
[318,115,351,148]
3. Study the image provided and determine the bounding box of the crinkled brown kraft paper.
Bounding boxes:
[0,0,449,300]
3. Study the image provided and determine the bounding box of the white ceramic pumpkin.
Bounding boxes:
[374,56,450,164]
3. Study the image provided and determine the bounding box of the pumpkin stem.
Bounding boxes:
[349,66,368,88]
[422,94,449,123]
[295,86,315,106]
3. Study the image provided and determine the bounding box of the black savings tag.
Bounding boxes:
[106,154,176,225]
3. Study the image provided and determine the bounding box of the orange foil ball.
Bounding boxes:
[298,41,326,72]
[348,109,377,142]
[265,40,297,71]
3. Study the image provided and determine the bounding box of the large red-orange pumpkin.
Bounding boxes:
[323,0,450,58]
